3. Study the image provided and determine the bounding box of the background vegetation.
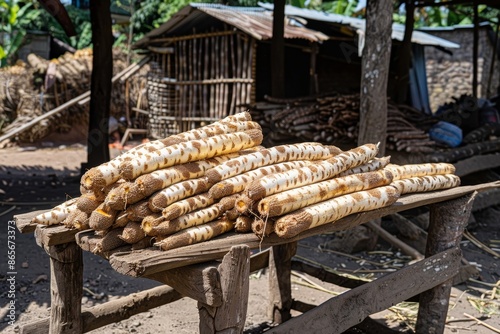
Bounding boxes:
[1,0,499,67]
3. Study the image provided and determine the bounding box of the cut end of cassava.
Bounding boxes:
[235,194,253,214]
[137,176,165,198]
[235,215,253,233]
[119,163,135,181]
[252,218,275,238]
[81,168,106,192]
[89,206,117,231]
[126,201,153,221]
[246,128,264,145]
[62,208,88,229]
[275,215,311,239]
[76,193,101,214]
[141,213,163,234]
[119,222,145,244]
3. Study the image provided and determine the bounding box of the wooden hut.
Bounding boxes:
[133,4,328,138]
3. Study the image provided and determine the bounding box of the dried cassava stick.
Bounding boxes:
[120,129,263,180]
[147,195,237,236]
[275,185,400,239]
[62,208,89,230]
[252,217,275,238]
[242,143,379,203]
[124,201,154,222]
[235,215,253,233]
[76,193,101,214]
[337,156,391,176]
[32,198,78,225]
[209,160,311,200]
[140,213,164,232]
[161,193,214,221]
[225,207,240,221]
[89,203,118,231]
[385,163,456,180]
[105,155,232,210]
[97,228,127,253]
[80,112,254,191]
[258,170,394,217]
[148,178,211,212]
[205,142,341,184]
[154,219,235,251]
[390,174,460,195]
[119,222,145,244]
[131,236,153,250]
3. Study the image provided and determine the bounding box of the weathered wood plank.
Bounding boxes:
[35,224,79,247]
[291,259,369,289]
[454,153,500,177]
[47,243,83,334]
[109,182,499,277]
[20,285,182,333]
[268,247,462,334]
[415,193,476,334]
[198,246,251,333]
[14,210,48,234]
[268,242,296,324]
[147,264,223,307]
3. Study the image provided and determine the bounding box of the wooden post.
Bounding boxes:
[84,0,112,170]
[358,0,392,154]
[472,0,479,98]
[45,243,83,334]
[271,0,286,98]
[394,0,415,104]
[198,245,251,333]
[268,242,297,324]
[415,192,477,334]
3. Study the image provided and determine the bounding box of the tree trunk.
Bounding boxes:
[394,0,415,104]
[85,0,112,169]
[357,0,393,251]
[271,0,286,98]
[358,0,392,155]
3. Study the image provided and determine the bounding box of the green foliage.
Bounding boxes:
[0,0,39,66]
[17,3,92,49]
[322,0,360,16]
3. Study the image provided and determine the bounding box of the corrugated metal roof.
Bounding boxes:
[258,3,460,52]
[135,3,328,48]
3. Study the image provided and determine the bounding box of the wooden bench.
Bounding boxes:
[15,181,500,334]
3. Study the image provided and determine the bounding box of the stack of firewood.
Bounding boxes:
[0,49,149,144]
[31,112,460,254]
[248,94,438,153]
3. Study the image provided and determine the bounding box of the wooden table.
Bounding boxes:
[15,181,500,334]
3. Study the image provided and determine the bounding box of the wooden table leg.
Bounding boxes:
[198,245,251,333]
[268,242,297,324]
[44,242,83,334]
[415,192,476,334]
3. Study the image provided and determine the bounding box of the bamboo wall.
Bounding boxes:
[147,31,256,139]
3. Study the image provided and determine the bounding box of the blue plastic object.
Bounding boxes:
[429,121,462,148]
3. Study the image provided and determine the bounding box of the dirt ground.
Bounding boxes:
[1,145,499,333]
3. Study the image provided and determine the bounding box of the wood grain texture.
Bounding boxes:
[268,243,296,324]
[268,247,462,334]
[415,192,476,334]
[47,243,83,334]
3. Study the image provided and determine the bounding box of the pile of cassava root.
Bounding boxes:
[31,112,460,253]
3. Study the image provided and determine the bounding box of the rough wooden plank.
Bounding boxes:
[20,285,182,333]
[268,247,462,334]
[250,248,270,273]
[35,224,78,247]
[268,242,296,324]
[415,193,476,334]
[198,245,251,333]
[291,259,368,289]
[109,183,499,277]
[47,243,83,334]
[147,264,222,307]
[454,153,500,177]
[14,210,48,234]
